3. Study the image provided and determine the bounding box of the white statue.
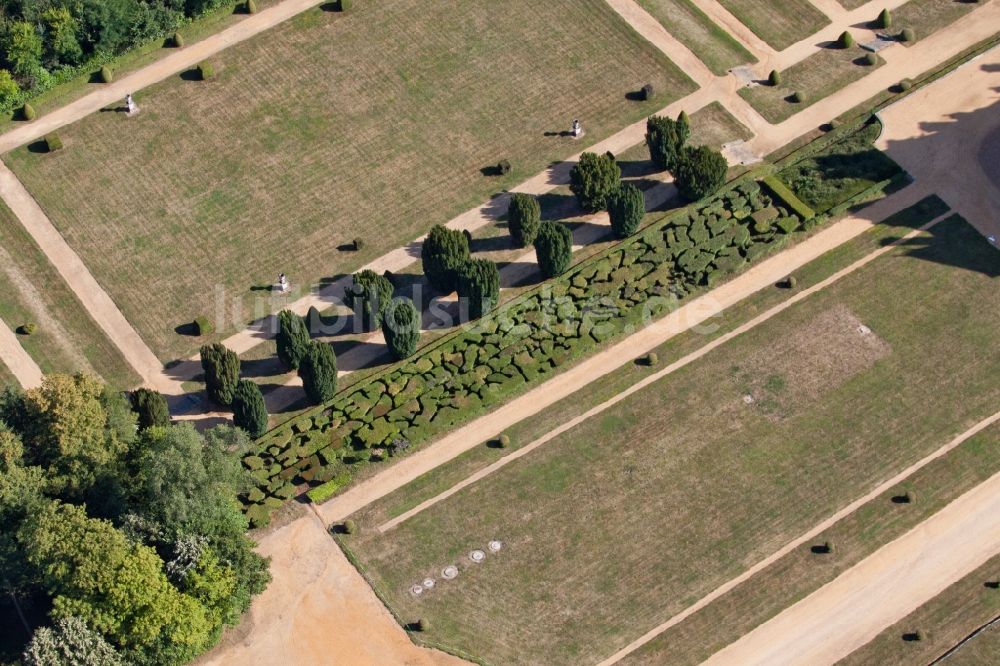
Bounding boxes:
[125,94,138,115]
[571,119,582,138]
[277,273,289,293]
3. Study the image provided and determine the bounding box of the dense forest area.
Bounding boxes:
[0,374,269,665]
[0,0,232,109]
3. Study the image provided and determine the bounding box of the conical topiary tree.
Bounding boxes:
[382,297,421,360]
[507,193,541,247]
[606,183,645,239]
[276,309,310,370]
[838,31,854,48]
[421,225,470,293]
[768,69,782,86]
[569,152,621,212]
[456,258,500,320]
[232,379,268,438]
[877,8,891,29]
[131,388,170,430]
[350,269,393,331]
[533,221,573,278]
[200,343,240,406]
[298,341,338,405]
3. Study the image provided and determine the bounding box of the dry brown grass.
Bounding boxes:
[716,0,829,50]
[5,0,693,362]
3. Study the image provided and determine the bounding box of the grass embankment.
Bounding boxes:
[342,205,1000,665]
[6,0,693,362]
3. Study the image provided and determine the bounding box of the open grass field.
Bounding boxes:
[0,201,140,389]
[740,46,882,123]
[4,0,693,363]
[838,551,1000,666]
[635,0,757,74]
[893,0,982,44]
[341,206,1000,665]
[716,0,830,50]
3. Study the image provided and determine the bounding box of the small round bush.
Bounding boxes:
[824,540,835,553]
[246,0,257,13]
[899,78,913,91]
[786,276,797,289]
[497,159,512,175]
[768,69,782,86]
[44,134,63,152]
[904,490,916,503]
[640,83,654,101]
[198,62,214,80]
[863,52,879,67]
[838,31,854,48]
[790,91,805,104]
[19,323,37,335]
[343,519,357,535]
[173,31,184,48]
[914,629,926,642]
[99,66,113,84]
[646,352,659,366]
[828,118,842,131]
[339,0,352,10]
[415,618,428,632]
[21,103,35,121]
[900,28,915,43]
[497,434,510,448]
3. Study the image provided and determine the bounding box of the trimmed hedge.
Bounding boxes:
[21,103,35,121]
[194,315,213,336]
[306,470,351,504]
[99,66,113,83]
[761,175,816,221]
[44,135,63,152]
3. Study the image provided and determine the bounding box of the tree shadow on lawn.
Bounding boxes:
[878,214,1000,278]
[537,191,579,220]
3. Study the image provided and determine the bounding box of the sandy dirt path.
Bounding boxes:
[702,460,1000,666]
[196,510,468,666]
[378,202,950,533]
[0,316,42,388]
[877,44,1000,240]
[0,161,183,395]
[689,0,777,60]
[317,183,929,525]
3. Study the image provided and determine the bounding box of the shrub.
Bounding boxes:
[761,175,816,220]
[194,315,213,336]
[606,183,645,239]
[21,103,35,121]
[645,352,659,366]
[343,519,357,534]
[131,388,170,430]
[246,0,257,13]
[877,8,891,29]
[232,379,268,438]
[768,69,782,86]
[900,28,915,43]
[421,225,470,293]
[44,134,62,152]
[200,343,240,406]
[298,341,338,405]
[533,220,573,278]
[173,32,184,48]
[790,91,806,104]
[507,192,541,247]
[904,490,916,503]
[645,113,690,171]
[675,146,728,202]
[497,434,510,448]
[838,31,854,48]
[19,322,37,335]
[497,159,512,175]
[338,0,352,10]
[823,540,835,553]
[198,62,214,80]
[898,78,913,91]
[99,66,113,83]
[276,309,310,370]
[569,152,621,212]
[640,83,654,101]
[914,629,926,642]
[786,276,797,289]
[415,618,428,632]
[352,238,364,251]
[382,296,420,360]
[456,258,500,320]
[863,52,878,67]
[0,70,19,107]
[350,269,393,330]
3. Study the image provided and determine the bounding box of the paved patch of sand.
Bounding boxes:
[196,509,467,666]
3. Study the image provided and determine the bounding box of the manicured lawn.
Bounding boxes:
[740,45,882,123]
[0,356,18,390]
[341,209,1000,665]
[716,0,829,50]
[839,551,1000,666]
[0,201,140,389]
[893,0,981,44]
[636,0,757,74]
[5,0,694,363]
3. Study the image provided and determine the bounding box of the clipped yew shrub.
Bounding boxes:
[344,519,357,534]
[338,0,352,10]
[173,32,184,48]
[497,434,510,448]
[533,220,573,278]
[198,62,214,80]
[790,90,806,104]
[497,159,512,175]
[900,28,915,43]
[233,379,268,438]
[456,258,500,320]
[422,225,470,293]
[876,8,891,29]
[276,309,310,370]
[194,315,213,336]
[768,69,782,86]
[200,342,240,406]
[675,145,727,202]
[350,269,393,330]
[606,183,645,239]
[382,296,420,360]
[19,323,37,335]
[838,31,854,48]
[246,0,258,13]
[863,52,879,67]
[640,83,654,101]
[507,192,541,247]
[298,341,338,405]
[645,113,690,171]
[44,134,62,152]
[21,103,35,121]
[99,66,113,83]
[131,388,170,430]
[569,152,621,212]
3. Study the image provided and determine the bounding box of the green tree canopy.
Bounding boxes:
[675,145,728,202]
[606,183,645,238]
[381,297,420,360]
[456,258,500,320]
[297,341,338,405]
[23,615,124,666]
[533,221,573,278]
[200,343,240,406]
[507,193,541,247]
[350,270,393,331]
[131,388,170,431]
[231,380,267,439]
[569,152,621,213]
[275,310,310,370]
[421,225,470,293]
[645,113,690,172]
